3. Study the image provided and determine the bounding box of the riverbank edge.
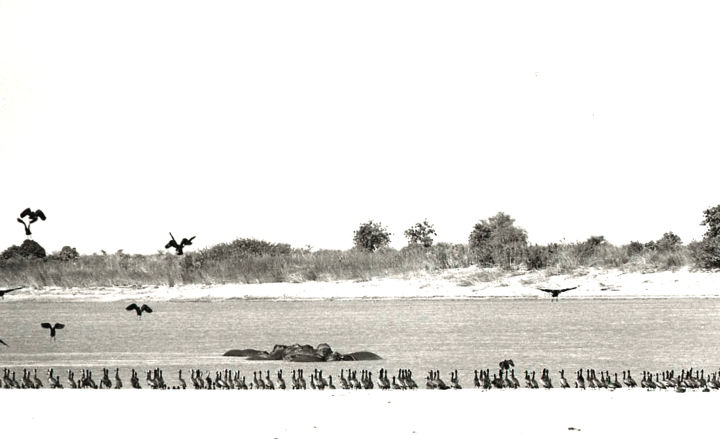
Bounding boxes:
[3,265,720,302]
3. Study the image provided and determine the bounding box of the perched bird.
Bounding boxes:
[126,303,153,318]
[17,208,46,238]
[537,286,578,301]
[41,323,65,340]
[165,233,195,255]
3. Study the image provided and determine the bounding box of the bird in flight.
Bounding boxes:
[537,286,578,301]
[41,323,65,340]
[165,233,195,255]
[17,208,46,238]
[0,339,7,347]
[0,287,23,300]
[126,303,153,319]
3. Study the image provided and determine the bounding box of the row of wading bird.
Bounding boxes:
[2,363,717,392]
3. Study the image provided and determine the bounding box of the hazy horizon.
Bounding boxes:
[2,1,718,255]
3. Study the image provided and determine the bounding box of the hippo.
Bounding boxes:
[222,343,382,362]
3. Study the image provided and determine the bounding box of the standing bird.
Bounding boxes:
[126,303,153,319]
[41,323,65,340]
[1,286,23,300]
[537,286,578,301]
[165,233,195,255]
[17,208,46,238]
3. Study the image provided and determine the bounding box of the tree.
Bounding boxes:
[694,205,720,268]
[702,205,720,240]
[468,212,528,267]
[404,219,437,248]
[655,231,682,251]
[353,220,391,252]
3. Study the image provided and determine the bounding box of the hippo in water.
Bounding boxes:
[223,343,382,362]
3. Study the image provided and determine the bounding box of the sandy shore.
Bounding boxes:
[1,388,718,439]
[5,266,720,302]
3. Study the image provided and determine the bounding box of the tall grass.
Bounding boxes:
[0,237,697,288]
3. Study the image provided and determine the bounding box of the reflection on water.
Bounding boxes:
[1,298,719,387]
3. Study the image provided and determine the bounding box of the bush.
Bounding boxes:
[526,243,560,269]
[353,221,391,252]
[626,241,644,256]
[53,246,80,261]
[1,240,46,260]
[404,220,437,248]
[468,212,528,268]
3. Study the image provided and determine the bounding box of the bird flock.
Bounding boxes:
[2,364,718,392]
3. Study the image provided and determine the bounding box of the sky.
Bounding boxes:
[1,0,719,255]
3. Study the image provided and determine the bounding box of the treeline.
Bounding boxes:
[1,205,719,288]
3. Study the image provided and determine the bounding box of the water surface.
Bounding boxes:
[1,298,718,386]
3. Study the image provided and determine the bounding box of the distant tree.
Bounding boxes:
[702,205,720,240]
[353,220,391,252]
[626,241,644,256]
[468,212,528,267]
[694,205,720,268]
[404,219,437,248]
[656,231,682,251]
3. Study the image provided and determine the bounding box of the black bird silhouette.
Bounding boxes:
[17,208,46,237]
[537,286,578,301]
[165,233,195,255]
[41,323,65,340]
[0,339,7,347]
[0,286,23,300]
[126,303,153,318]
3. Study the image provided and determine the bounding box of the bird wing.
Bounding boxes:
[165,240,178,249]
[0,287,23,295]
[141,304,153,313]
[180,237,195,246]
[537,286,578,294]
[36,210,46,221]
[20,208,31,218]
[54,323,65,329]
[126,303,139,311]
[41,323,52,329]
[0,339,7,346]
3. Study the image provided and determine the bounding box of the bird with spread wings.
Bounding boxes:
[165,232,195,255]
[537,286,578,301]
[126,303,153,319]
[17,208,46,238]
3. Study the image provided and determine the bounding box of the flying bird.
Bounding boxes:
[537,286,578,301]
[0,339,7,347]
[17,208,46,238]
[126,303,153,318]
[0,287,23,300]
[41,323,65,340]
[165,233,195,255]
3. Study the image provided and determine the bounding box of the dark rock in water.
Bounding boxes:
[222,343,382,362]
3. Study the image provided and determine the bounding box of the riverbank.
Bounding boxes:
[3,265,719,302]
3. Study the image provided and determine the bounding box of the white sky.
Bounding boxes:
[1,0,719,255]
